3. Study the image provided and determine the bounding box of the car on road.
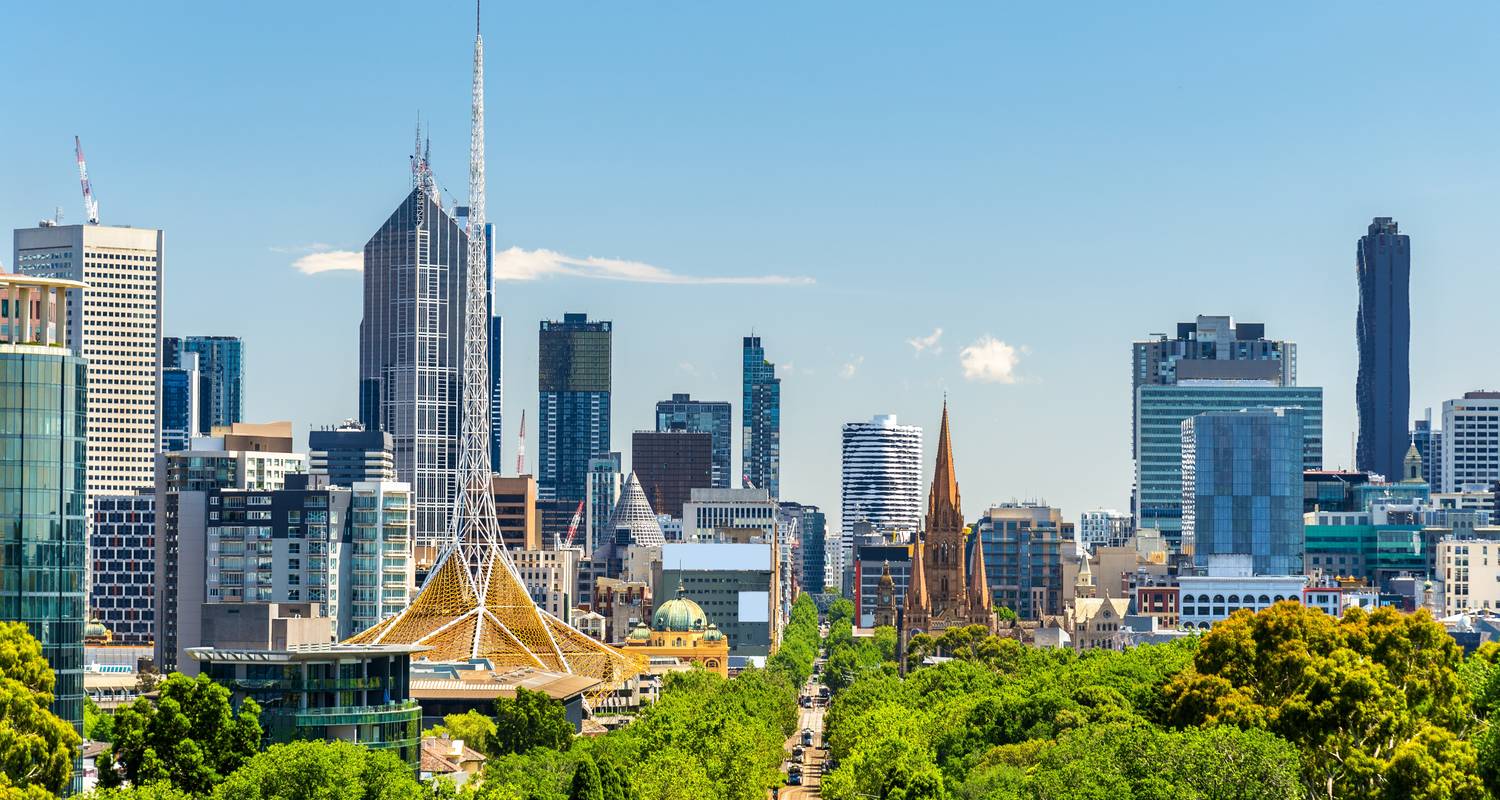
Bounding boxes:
[788,766,803,786]
[792,745,805,761]
[801,728,814,746]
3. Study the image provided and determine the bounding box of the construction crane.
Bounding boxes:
[560,499,585,549]
[515,409,526,476]
[74,136,99,225]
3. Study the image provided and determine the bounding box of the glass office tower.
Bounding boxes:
[655,393,732,489]
[0,337,88,772]
[742,336,780,499]
[537,313,611,505]
[1182,408,1306,576]
[1355,217,1411,481]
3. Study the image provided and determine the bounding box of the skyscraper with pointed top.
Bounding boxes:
[347,5,642,703]
[902,402,996,637]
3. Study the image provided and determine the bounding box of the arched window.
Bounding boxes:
[1213,594,1225,604]
[1228,594,1241,604]
[1273,595,1284,602]
[1258,594,1270,605]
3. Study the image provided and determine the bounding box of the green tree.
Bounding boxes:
[827,598,855,629]
[493,687,573,756]
[993,605,1018,623]
[84,696,114,742]
[1166,603,1480,800]
[0,621,81,796]
[871,625,899,664]
[423,711,498,755]
[211,740,424,800]
[101,672,262,795]
[568,757,603,800]
[79,784,194,800]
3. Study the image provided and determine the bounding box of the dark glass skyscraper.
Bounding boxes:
[655,393,732,489]
[160,350,198,452]
[165,336,245,435]
[538,313,611,506]
[1356,217,1411,481]
[358,186,465,551]
[742,336,780,498]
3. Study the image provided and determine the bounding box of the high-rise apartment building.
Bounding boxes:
[538,313,612,510]
[491,474,541,552]
[1413,414,1444,492]
[154,422,306,672]
[655,393,732,489]
[632,430,713,519]
[1355,217,1411,481]
[358,185,465,554]
[165,336,244,434]
[0,274,88,762]
[1182,408,1306,576]
[1442,392,1500,492]
[584,453,623,555]
[780,502,828,595]
[840,415,923,567]
[15,224,163,499]
[161,351,199,452]
[1078,509,1133,553]
[1132,316,1295,458]
[1136,382,1323,552]
[91,491,156,645]
[309,424,396,486]
[742,336,780,498]
[972,503,1076,620]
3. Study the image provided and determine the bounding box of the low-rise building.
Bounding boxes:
[659,542,778,657]
[621,586,730,677]
[1177,568,1308,630]
[510,548,579,623]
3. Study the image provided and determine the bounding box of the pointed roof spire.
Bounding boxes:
[929,399,961,520]
[905,540,929,614]
[608,472,664,546]
[967,527,992,616]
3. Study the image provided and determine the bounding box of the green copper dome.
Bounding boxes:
[653,584,709,632]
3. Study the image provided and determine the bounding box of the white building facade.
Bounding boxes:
[840,414,922,573]
[1078,509,1133,554]
[1442,392,1500,492]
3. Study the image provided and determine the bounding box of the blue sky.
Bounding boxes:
[5,2,1499,528]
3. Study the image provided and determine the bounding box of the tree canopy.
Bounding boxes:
[0,621,80,797]
[209,740,423,800]
[99,672,262,795]
[492,687,573,756]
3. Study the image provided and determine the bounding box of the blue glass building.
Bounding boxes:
[656,393,732,489]
[1356,217,1411,481]
[0,339,87,782]
[1136,382,1322,553]
[741,336,780,499]
[165,336,244,435]
[1182,408,1306,576]
[538,314,611,506]
[160,350,199,451]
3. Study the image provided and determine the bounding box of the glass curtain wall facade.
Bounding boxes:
[655,394,732,489]
[0,345,88,747]
[178,336,244,434]
[1355,217,1411,481]
[741,336,780,498]
[537,314,611,505]
[1136,383,1323,553]
[1182,408,1306,576]
[160,350,199,452]
[358,187,465,553]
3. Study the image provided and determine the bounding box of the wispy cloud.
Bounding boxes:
[960,336,1023,384]
[292,249,362,274]
[494,247,813,285]
[907,328,943,356]
[840,356,864,379]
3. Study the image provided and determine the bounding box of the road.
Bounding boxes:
[776,672,828,799]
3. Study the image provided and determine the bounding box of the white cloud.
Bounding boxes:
[907,327,943,355]
[493,247,813,285]
[292,250,362,274]
[840,356,864,379]
[960,336,1022,384]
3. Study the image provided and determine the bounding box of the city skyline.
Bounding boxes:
[6,3,1500,534]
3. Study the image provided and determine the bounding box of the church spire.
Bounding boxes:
[905,539,929,615]
[928,399,962,527]
[966,526,992,618]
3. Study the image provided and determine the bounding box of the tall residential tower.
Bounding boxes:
[1355,217,1411,481]
[537,313,612,507]
[742,336,780,498]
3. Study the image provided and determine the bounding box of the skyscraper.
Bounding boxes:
[632,429,713,518]
[538,313,612,507]
[1182,408,1306,576]
[840,414,923,570]
[742,336,780,498]
[1356,217,1411,481]
[161,350,199,452]
[1136,382,1323,552]
[1132,316,1296,459]
[1441,392,1500,492]
[0,274,88,766]
[14,223,163,500]
[358,180,465,554]
[656,393,732,489]
[1412,413,1443,492]
[585,453,623,554]
[165,335,244,434]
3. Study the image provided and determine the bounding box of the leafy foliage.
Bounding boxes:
[99,672,262,795]
[209,740,423,800]
[492,687,573,756]
[424,710,498,756]
[0,621,81,797]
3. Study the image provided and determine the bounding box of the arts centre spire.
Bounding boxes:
[347,3,643,702]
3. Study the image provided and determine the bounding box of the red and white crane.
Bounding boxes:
[560,499,585,549]
[75,136,99,225]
